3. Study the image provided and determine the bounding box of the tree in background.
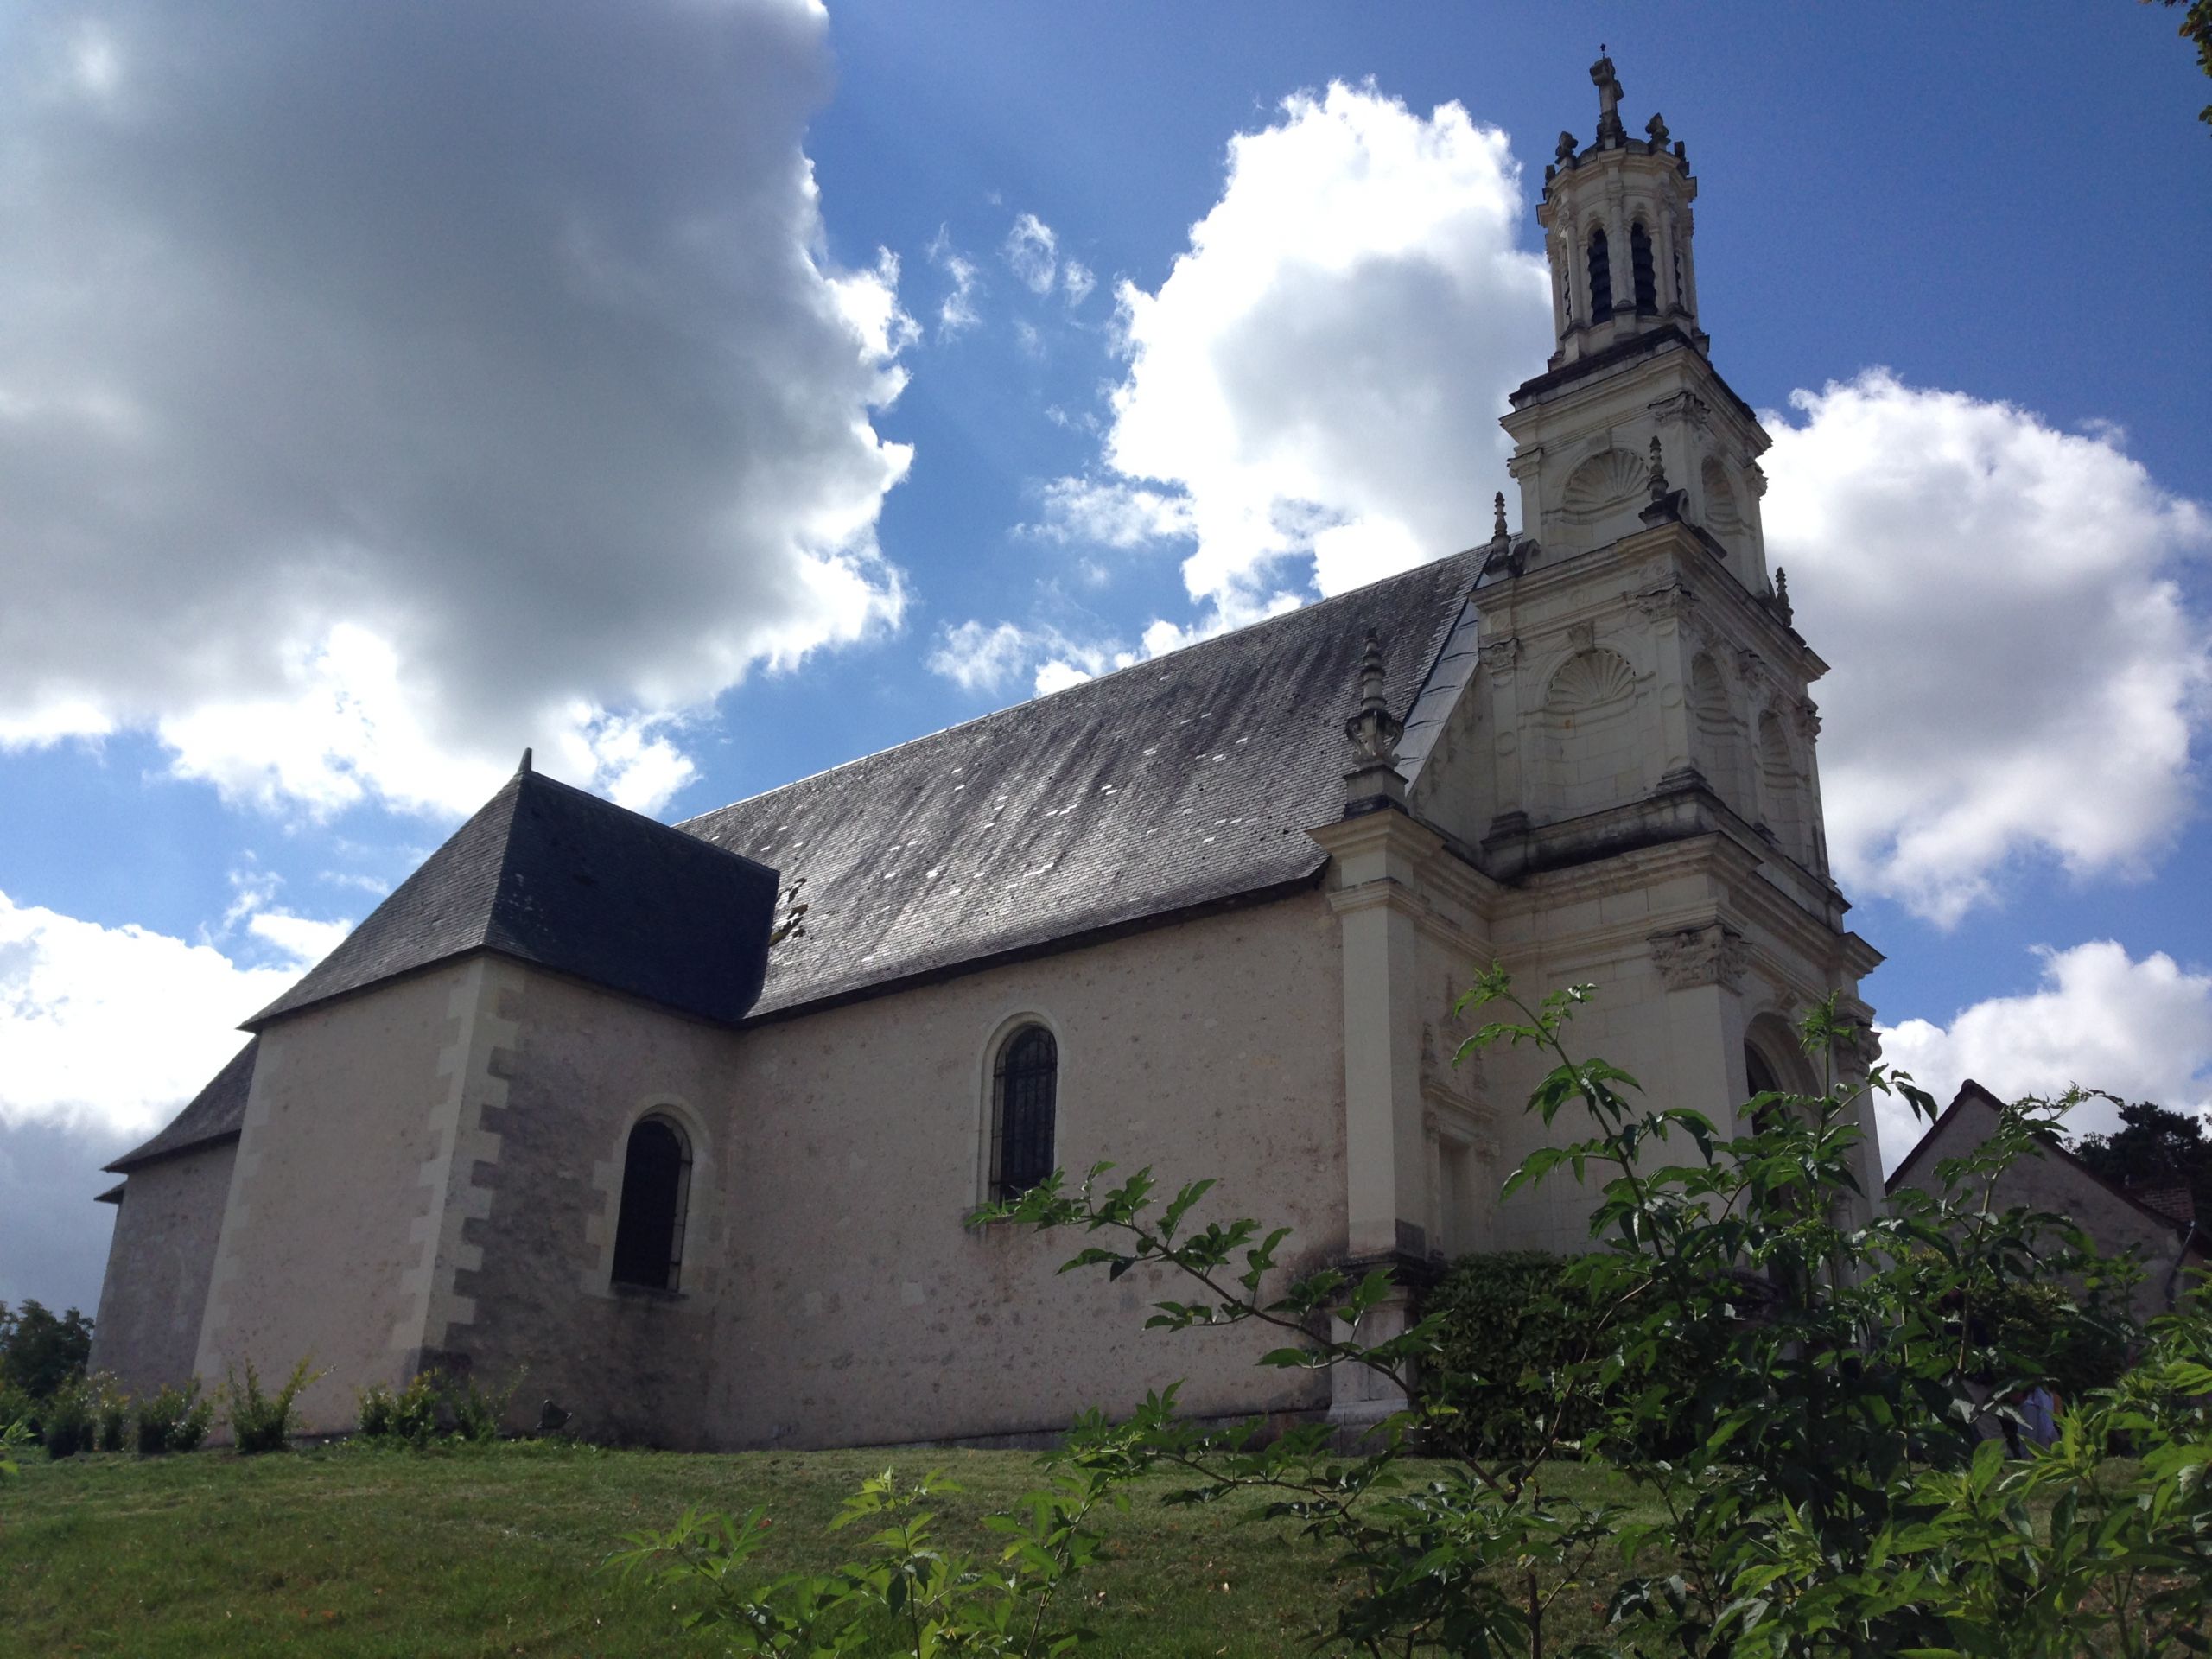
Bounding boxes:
[0,1300,95,1402]
[2070,1098,2212,1220]
[2156,0,2212,127]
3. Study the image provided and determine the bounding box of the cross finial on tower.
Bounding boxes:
[1592,53,1625,144]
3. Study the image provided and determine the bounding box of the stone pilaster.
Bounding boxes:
[1309,802,1447,1434]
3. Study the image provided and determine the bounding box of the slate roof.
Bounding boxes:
[105,1038,257,1173]
[112,552,1481,1187]
[245,764,781,1031]
[683,548,1485,1016]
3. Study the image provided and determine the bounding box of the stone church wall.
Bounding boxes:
[711,891,1348,1448]
[192,959,485,1433]
[440,957,735,1447]
[86,1140,236,1398]
[451,892,1348,1449]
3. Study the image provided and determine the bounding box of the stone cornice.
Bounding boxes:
[1480,523,1822,686]
[1486,830,1881,995]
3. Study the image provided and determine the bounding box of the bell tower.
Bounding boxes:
[1502,56,1774,595]
[1543,54,1706,366]
[1396,58,1885,1226]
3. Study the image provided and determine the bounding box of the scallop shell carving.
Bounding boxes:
[1561,448,1648,514]
[1548,648,1638,710]
[1701,457,1742,532]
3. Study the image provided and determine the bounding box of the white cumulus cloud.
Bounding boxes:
[0,0,914,820]
[1766,373,2211,924]
[926,620,1135,699]
[1046,80,1550,629]
[1875,941,2212,1173]
[0,891,339,1136]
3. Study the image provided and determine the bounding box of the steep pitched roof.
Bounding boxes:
[105,1038,257,1173]
[245,764,781,1030]
[683,549,1484,1016]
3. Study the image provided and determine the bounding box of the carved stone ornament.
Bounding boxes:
[1635,578,1695,621]
[1562,447,1649,515]
[1649,390,1713,434]
[1649,921,1752,992]
[1478,636,1522,673]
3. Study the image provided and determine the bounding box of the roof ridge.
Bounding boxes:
[677,546,1483,830]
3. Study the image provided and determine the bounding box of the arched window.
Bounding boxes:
[1586,229,1614,322]
[1745,1042,1781,1102]
[611,1116,691,1291]
[1630,221,1657,314]
[990,1025,1058,1202]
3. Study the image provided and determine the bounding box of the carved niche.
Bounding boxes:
[1560,448,1648,516]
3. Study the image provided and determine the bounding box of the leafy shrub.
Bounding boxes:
[40,1385,92,1459]
[0,1414,30,1481]
[226,1357,323,1453]
[1425,1250,1606,1458]
[79,1372,131,1452]
[136,1380,213,1454]
[1424,1249,1723,1461]
[1986,1274,2137,1402]
[358,1371,444,1446]
[356,1368,512,1446]
[615,1433,1139,1653]
[448,1371,516,1444]
[0,1381,40,1442]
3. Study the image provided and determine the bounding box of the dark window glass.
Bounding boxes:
[1745,1043,1780,1101]
[1587,230,1614,322]
[1630,222,1657,314]
[991,1026,1058,1201]
[612,1117,690,1291]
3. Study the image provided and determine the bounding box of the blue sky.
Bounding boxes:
[3,1,2208,1312]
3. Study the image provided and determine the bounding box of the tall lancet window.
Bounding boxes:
[1630,221,1657,314]
[1586,229,1614,322]
[990,1025,1058,1201]
[612,1116,691,1291]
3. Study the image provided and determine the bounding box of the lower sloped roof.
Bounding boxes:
[244,765,781,1030]
[683,548,1483,1015]
[105,1037,257,1173]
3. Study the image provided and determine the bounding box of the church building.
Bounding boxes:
[88,62,1884,1449]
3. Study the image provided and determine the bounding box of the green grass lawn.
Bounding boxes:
[0,1438,1653,1656]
